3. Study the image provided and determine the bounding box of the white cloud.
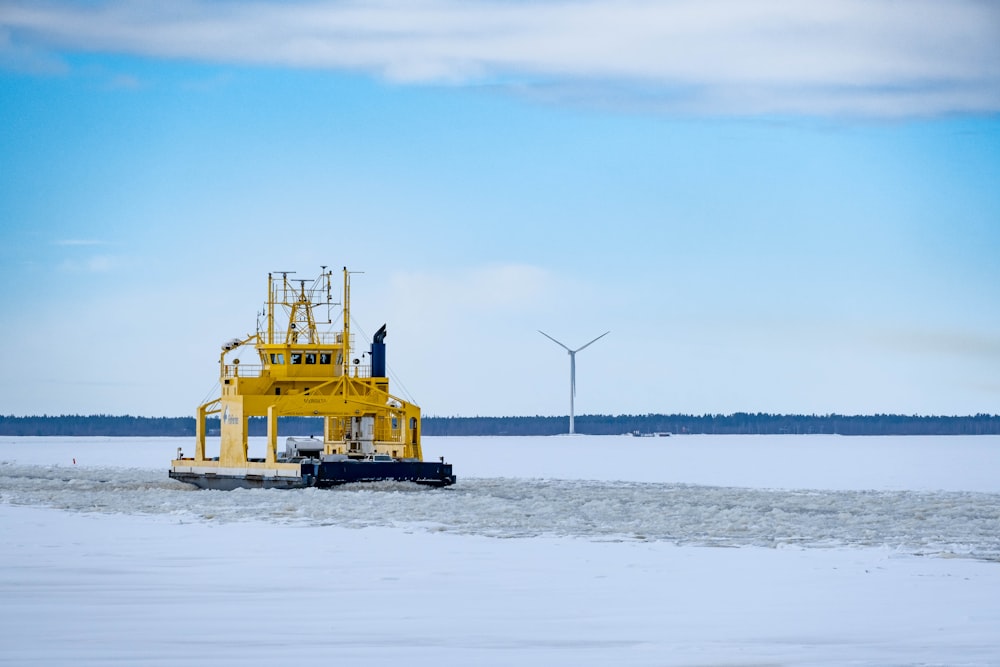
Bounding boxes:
[57,254,117,273]
[51,240,117,272]
[0,22,66,73]
[54,239,106,246]
[871,327,1000,363]
[389,263,556,313]
[105,72,141,89]
[365,264,594,413]
[1,0,997,116]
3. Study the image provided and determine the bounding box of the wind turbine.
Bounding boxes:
[539,330,610,434]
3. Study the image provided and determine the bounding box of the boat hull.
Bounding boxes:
[169,460,456,490]
[168,470,309,490]
[312,460,456,488]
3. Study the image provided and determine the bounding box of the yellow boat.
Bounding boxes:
[170,267,455,489]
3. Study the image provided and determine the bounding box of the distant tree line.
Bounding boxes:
[2,413,999,436]
[0,415,322,437]
[0,414,198,437]
[422,413,1000,436]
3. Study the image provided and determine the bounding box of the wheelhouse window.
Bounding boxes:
[319,353,331,364]
[305,352,317,365]
[269,353,285,365]
[291,352,302,365]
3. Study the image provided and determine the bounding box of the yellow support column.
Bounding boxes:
[266,405,279,464]
[408,410,423,461]
[195,404,207,462]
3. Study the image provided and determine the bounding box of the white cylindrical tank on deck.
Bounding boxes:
[350,416,376,454]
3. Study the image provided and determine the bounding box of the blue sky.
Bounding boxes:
[1,1,999,418]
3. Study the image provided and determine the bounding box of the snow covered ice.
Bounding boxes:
[3,434,1000,666]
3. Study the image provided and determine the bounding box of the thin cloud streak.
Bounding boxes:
[873,328,1000,363]
[53,239,106,246]
[2,0,998,116]
[56,255,117,273]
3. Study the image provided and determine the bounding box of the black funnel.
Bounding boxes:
[371,324,387,377]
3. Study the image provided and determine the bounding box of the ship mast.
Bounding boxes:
[266,271,296,345]
[342,267,350,377]
[267,272,274,345]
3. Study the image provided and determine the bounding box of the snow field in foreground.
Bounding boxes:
[3,504,999,667]
[2,435,999,666]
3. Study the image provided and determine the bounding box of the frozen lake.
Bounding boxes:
[3,434,1000,666]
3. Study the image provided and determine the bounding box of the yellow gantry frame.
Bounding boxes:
[174,267,422,472]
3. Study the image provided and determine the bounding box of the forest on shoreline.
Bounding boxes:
[2,413,998,437]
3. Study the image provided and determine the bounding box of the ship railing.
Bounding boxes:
[223,364,264,378]
[327,422,404,444]
[348,364,372,378]
[221,363,374,379]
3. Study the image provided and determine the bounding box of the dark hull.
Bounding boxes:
[168,471,308,490]
[170,461,456,490]
[311,460,456,487]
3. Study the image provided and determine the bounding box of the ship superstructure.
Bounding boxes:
[170,268,455,489]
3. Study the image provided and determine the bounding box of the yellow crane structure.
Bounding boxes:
[170,267,455,489]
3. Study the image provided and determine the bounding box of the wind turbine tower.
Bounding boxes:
[539,330,610,434]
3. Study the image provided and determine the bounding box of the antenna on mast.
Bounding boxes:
[538,330,610,435]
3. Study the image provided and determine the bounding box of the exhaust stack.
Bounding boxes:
[371,324,387,377]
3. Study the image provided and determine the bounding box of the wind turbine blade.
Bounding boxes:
[573,330,610,353]
[538,330,572,352]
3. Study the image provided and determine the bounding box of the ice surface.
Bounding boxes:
[8,433,1000,492]
[3,435,999,559]
[3,435,1000,666]
[3,461,999,560]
